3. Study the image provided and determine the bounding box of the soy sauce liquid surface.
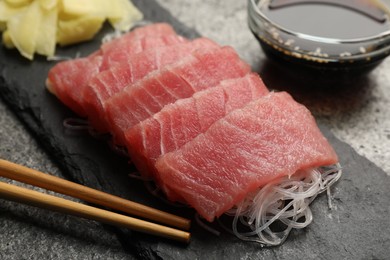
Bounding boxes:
[263,0,390,39]
[254,0,390,71]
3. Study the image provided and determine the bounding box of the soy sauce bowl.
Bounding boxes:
[248,0,390,72]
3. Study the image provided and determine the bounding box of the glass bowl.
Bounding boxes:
[248,0,390,71]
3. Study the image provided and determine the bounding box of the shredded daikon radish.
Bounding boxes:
[224,164,342,246]
[47,51,81,61]
[101,29,123,44]
[195,213,221,236]
[63,117,91,131]
[63,118,109,141]
[101,20,153,44]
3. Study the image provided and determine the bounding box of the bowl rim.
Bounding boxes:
[248,0,390,45]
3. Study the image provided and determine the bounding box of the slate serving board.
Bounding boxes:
[0,1,389,259]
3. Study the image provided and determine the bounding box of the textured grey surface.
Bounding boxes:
[0,0,389,259]
[0,100,133,259]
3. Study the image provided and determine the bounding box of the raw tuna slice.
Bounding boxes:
[100,23,177,56]
[125,73,268,178]
[125,73,269,200]
[46,53,102,116]
[155,91,339,222]
[105,46,251,145]
[46,29,184,117]
[100,34,187,71]
[83,38,219,132]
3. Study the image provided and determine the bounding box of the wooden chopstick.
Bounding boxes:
[0,159,190,230]
[0,159,191,243]
[0,181,190,243]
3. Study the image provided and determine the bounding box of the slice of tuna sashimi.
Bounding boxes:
[100,23,177,56]
[105,46,251,145]
[99,34,188,71]
[125,73,268,178]
[83,38,219,132]
[46,53,102,117]
[155,91,339,222]
[46,24,184,117]
[125,73,269,201]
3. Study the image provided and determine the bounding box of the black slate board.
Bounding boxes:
[1,1,390,259]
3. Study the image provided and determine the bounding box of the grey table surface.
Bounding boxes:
[1,0,390,259]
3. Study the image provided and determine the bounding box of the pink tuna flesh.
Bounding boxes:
[46,23,183,117]
[82,38,218,132]
[155,91,339,222]
[105,46,251,145]
[125,73,269,201]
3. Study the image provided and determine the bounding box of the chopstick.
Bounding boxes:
[0,181,190,243]
[0,159,191,243]
[0,159,190,230]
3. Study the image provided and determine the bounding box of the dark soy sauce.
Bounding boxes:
[252,0,390,72]
[265,0,389,39]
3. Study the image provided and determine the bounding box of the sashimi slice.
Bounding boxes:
[125,73,269,200]
[46,25,184,117]
[125,73,268,178]
[155,91,339,222]
[100,23,177,55]
[83,38,219,132]
[105,46,251,145]
[99,34,187,70]
[46,52,102,116]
